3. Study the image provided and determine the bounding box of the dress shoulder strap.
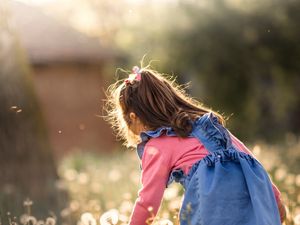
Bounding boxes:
[191,112,233,153]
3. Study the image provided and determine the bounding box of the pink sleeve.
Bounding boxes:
[128,144,171,225]
[229,132,286,222]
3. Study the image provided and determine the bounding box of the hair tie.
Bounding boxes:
[125,66,142,85]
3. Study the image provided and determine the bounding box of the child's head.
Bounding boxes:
[105,65,225,147]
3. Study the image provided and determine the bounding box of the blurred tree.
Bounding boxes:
[162,0,300,142]
[57,0,299,142]
[0,1,66,220]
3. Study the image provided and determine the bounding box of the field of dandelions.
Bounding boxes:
[6,135,300,225]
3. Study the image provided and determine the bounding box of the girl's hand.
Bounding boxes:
[278,197,287,223]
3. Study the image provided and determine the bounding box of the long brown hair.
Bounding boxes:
[104,66,225,147]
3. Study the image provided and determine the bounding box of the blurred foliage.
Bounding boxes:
[96,0,300,143]
[40,0,300,142]
[162,0,300,142]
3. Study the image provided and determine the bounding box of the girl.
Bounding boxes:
[105,66,286,225]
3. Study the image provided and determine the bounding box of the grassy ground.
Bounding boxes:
[3,136,300,225]
[55,136,300,225]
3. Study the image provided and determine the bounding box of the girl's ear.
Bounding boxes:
[129,112,137,121]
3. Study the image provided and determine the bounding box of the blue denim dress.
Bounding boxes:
[136,112,281,225]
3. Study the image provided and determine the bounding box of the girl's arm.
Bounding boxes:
[129,144,171,225]
[229,132,287,223]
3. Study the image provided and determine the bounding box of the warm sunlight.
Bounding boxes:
[2,0,299,224]
[13,0,57,5]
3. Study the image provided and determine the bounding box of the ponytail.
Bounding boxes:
[171,108,193,137]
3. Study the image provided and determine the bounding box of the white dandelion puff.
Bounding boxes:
[99,209,119,225]
[81,212,96,225]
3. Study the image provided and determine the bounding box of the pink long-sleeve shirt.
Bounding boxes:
[128,132,284,225]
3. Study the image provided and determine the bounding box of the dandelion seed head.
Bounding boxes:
[81,212,96,225]
[70,201,80,212]
[164,186,178,201]
[77,172,89,184]
[186,202,192,213]
[64,169,77,181]
[168,198,181,211]
[294,214,300,225]
[36,220,45,225]
[155,219,173,225]
[122,192,132,200]
[284,174,295,185]
[274,167,287,181]
[26,216,37,225]
[118,215,129,223]
[60,208,71,218]
[161,211,170,219]
[10,105,23,113]
[119,201,133,213]
[23,198,33,207]
[130,171,140,184]
[252,145,261,156]
[99,209,118,225]
[20,214,29,225]
[108,169,121,182]
[295,175,300,187]
[106,201,116,209]
[45,217,56,225]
